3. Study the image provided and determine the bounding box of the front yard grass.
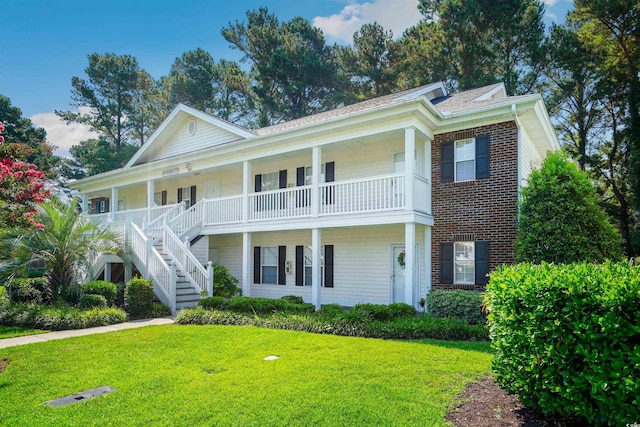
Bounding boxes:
[0,325,48,339]
[0,325,492,426]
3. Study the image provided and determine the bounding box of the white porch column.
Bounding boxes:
[242,232,252,296]
[405,222,416,306]
[424,138,432,214]
[404,127,415,211]
[242,160,251,223]
[312,228,322,309]
[424,226,432,301]
[311,146,321,218]
[111,187,118,222]
[81,194,88,213]
[147,179,154,222]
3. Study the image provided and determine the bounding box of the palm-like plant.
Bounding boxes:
[8,197,122,303]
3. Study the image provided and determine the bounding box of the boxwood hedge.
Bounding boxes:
[485,262,640,426]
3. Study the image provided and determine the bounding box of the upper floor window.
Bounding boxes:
[261,171,280,192]
[455,139,475,182]
[441,135,490,182]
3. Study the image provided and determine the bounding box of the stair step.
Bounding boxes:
[176,300,200,310]
[176,294,201,303]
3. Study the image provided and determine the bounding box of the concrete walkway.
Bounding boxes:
[0,317,175,349]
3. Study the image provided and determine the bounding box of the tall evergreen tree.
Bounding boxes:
[515,151,623,263]
[222,8,346,125]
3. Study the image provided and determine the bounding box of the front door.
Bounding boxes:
[206,181,221,199]
[391,245,405,303]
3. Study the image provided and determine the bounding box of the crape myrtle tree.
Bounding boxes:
[515,151,623,263]
[0,121,49,231]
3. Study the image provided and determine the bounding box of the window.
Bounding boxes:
[455,139,475,182]
[261,171,279,191]
[261,247,278,285]
[303,246,324,287]
[441,135,490,182]
[303,164,326,185]
[440,241,489,286]
[181,187,191,206]
[296,245,334,287]
[454,242,474,284]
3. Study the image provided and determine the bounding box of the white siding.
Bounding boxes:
[205,226,428,306]
[520,130,543,186]
[190,235,209,265]
[153,118,243,161]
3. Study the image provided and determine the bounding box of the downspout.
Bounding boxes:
[511,104,523,219]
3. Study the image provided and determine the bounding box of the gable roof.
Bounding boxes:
[125,104,256,168]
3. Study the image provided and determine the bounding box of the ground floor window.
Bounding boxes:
[261,246,278,284]
[440,240,489,286]
[296,245,334,287]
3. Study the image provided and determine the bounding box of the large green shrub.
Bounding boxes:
[387,303,417,319]
[199,296,227,310]
[212,264,241,298]
[124,277,154,316]
[7,278,49,304]
[486,262,640,426]
[79,294,107,309]
[80,280,117,306]
[515,151,623,263]
[426,290,486,324]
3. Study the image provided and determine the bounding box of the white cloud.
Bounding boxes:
[31,107,96,158]
[313,0,423,44]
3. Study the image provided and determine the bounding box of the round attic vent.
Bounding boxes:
[188,120,197,136]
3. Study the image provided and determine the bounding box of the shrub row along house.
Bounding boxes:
[69,82,558,313]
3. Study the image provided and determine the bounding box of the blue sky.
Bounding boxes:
[0,0,572,156]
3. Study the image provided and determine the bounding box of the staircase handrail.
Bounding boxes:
[166,199,205,237]
[143,202,186,231]
[130,222,176,312]
[162,223,213,297]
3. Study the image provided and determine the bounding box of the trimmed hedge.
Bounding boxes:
[79,294,107,309]
[200,296,315,315]
[427,290,486,324]
[486,262,640,426]
[0,303,127,330]
[176,307,488,341]
[124,277,154,316]
[80,281,117,306]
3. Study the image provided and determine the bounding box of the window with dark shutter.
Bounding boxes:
[475,241,489,285]
[440,242,454,284]
[161,190,167,206]
[475,135,490,179]
[324,245,334,288]
[295,246,304,286]
[253,246,261,284]
[296,167,308,208]
[190,186,197,207]
[278,246,286,285]
[177,188,183,203]
[279,170,287,208]
[441,141,454,183]
[324,162,335,205]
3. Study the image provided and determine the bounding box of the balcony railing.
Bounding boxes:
[87,173,430,228]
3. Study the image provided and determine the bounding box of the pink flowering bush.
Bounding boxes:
[0,121,50,229]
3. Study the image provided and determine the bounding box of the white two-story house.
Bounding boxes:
[69,82,558,313]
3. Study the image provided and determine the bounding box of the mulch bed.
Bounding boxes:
[445,376,573,427]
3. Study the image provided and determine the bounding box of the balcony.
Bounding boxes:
[88,173,431,230]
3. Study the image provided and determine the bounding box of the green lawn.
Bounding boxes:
[0,325,492,426]
[0,325,48,339]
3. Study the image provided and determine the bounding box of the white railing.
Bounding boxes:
[113,207,147,226]
[202,195,243,225]
[168,200,204,237]
[414,175,430,214]
[129,222,176,313]
[249,186,312,221]
[87,213,111,225]
[162,224,212,296]
[320,173,405,215]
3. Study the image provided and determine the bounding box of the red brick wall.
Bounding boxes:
[431,121,518,290]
